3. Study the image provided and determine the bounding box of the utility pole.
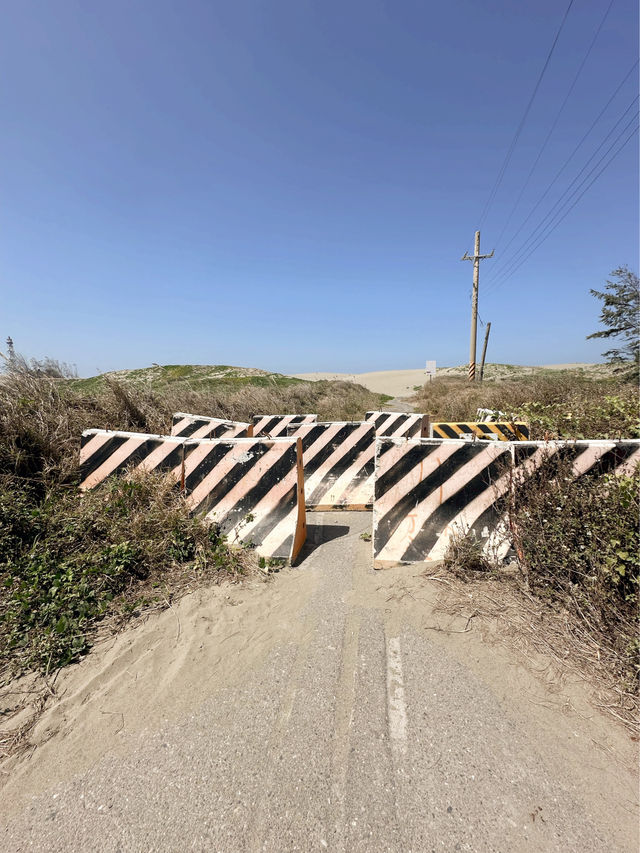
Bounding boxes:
[479,321,491,382]
[461,231,494,382]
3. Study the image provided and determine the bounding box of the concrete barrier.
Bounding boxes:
[182,436,306,563]
[287,421,377,509]
[253,414,317,437]
[430,421,529,441]
[365,411,429,438]
[79,429,189,490]
[171,412,252,439]
[78,430,306,563]
[373,437,640,568]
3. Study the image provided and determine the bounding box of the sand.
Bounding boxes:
[293,369,430,398]
[292,363,605,397]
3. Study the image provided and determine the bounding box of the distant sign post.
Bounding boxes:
[425,360,436,382]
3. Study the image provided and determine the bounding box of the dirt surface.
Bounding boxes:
[1,512,637,852]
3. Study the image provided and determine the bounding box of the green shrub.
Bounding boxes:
[413,373,639,439]
[511,458,640,683]
[0,471,244,673]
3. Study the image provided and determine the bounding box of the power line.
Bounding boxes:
[492,0,616,252]
[485,110,638,292]
[483,124,638,293]
[483,59,639,279]
[477,0,575,228]
[484,100,638,291]
[484,118,639,295]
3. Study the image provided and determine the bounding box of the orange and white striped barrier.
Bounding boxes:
[373,437,640,568]
[78,430,306,563]
[171,412,252,439]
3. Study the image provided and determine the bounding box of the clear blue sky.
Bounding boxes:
[1,0,638,376]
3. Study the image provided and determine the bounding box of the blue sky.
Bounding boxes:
[1,0,638,376]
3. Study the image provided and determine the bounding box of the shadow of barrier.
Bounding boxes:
[373,437,640,568]
[78,430,306,563]
[171,412,252,439]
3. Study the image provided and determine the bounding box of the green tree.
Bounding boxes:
[587,266,639,367]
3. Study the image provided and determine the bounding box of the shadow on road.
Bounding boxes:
[295,522,351,563]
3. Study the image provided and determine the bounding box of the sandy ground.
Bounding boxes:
[292,364,604,398]
[1,513,637,851]
[293,369,430,397]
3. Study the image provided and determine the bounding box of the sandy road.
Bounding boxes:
[1,513,637,852]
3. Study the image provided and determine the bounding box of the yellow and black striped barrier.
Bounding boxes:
[429,421,529,441]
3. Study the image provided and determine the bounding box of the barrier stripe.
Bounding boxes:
[80,433,181,490]
[185,443,268,511]
[171,413,252,440]
[377,443,509,563]
[194,442,298,525]
[253,414,317,437]
[190,438,306,563]
[614,444,640,474]
[288,421,376,509]
[430,422,529,441]
[366,411,429,439]
[78,431,306,563]
[304,424,373,500]
[297,423,353,475]
[373,438,640,567]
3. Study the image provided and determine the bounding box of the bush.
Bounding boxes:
[413,372,639,439]
[0,471,244,673]
[511,457,639,684]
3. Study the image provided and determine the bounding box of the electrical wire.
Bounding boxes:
[492,0,616,252]
[477,0,575,228]
[483,118,638,295]
[484,100,639,291]
[484,59,639,281]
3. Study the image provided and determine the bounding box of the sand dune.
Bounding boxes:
[292,363,602,398]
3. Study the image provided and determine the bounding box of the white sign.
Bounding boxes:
[425,360,436,376]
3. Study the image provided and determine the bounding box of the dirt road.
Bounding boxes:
[1,513,637,852]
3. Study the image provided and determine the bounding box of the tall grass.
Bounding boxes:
[0,366,384,676]
[414,372,639,439]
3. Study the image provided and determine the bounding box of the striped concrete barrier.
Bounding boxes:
[287,421,377,510]
[373,437,640,568]
[79,429,189,491]
[365,411,429,439]
[253,414,317,437]
[430,421,529,441]
[171,412,252,440]
[78,430,306,563]
[182,436,306,563]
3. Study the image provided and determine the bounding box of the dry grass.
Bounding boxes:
[413,372,639,439]
[0,371,383,489]
[439,454,640,731]
[426,569,639,733]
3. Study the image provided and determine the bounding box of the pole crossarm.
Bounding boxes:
[461,250,494,261]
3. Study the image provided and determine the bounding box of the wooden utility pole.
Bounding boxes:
[461,231,494,382]
[479,321,491,382]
